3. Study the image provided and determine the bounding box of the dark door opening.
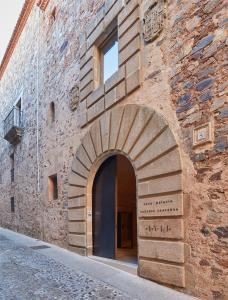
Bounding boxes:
[92,154,137,264]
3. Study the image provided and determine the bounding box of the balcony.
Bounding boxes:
[3,107,23,145]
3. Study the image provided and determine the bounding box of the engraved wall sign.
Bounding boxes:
[193,122,213,147]
[139,219,184,239]
[143,0,165,42]
[138,194,183,217]
[69,84,79,111]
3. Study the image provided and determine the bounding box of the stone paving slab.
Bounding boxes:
[0,235,132,300]
[0,228,198,300]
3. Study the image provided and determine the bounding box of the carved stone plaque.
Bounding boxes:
[138,194,183,217]
[193,122,212,147]
[138,219,184,239]
[143,0,165,42]
[69,85,79,111]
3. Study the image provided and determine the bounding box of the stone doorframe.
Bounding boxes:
[68,104,186,288]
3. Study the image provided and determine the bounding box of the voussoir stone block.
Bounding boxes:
[135,129,178,169]
[82,133,97,163]
[130,112,167,160]
[116,105,138,150]
[72,158,89,178]
[76,145,92,170]
[123,107,153,154]
[109,106,124,149]
[90,120,102,156]
[100,111,111,152]
[137,148,181,179]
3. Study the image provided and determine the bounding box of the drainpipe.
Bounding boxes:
[36,6,45,240]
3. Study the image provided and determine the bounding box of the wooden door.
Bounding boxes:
[92,156,116,259]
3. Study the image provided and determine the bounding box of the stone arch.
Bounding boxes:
[68,104,185,288]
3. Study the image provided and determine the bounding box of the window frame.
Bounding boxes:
[48,174,58,201]
[99,29,119,84]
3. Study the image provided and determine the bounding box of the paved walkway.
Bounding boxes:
[0,228,197,300]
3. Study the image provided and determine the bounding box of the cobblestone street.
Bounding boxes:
[0,234,131,300]
[0,228,196,300]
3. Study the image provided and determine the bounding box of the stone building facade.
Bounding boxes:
[0,0,227,299]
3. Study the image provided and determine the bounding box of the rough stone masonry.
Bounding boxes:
[0,0,227,299]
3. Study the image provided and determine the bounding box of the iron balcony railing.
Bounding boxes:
[3,107,23,144]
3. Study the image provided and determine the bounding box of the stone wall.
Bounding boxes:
[0,0,227,299]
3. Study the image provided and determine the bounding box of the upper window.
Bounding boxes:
[49,101,55,124]
[48,174,58,200]
[100,31,118,83]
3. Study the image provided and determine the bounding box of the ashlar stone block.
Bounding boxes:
[68,221,86,233]
[138,193,183,217]
[119,35,140,66]
[126,69,140,94]
[119,7,139,37]
[119,20,140,51]
[68,208,86,221]
[138,174,182,197]
[118,0,139,25]
[68,196,86,208]
[139,260,185,287]
[138,219,184,239]
[68,171,87,187]
[139,240,185,263]
[68,233,86,247]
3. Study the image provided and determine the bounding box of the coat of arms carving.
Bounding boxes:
[143,0,165,42]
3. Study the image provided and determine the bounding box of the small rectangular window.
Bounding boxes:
[11,197,15,213]
[0,174,2,184]
[100,30,118,83]
[10,153,14,183]
[48,174,58,200]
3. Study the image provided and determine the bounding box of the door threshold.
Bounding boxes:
[88,255,138,275]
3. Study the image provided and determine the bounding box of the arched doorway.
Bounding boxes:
[68,104,185,288]
[92,154,137,263]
